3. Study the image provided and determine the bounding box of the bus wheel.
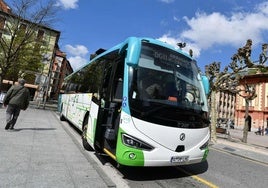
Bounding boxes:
[82,116,93,151]
[60,113,65,121]
[59,106,65,121]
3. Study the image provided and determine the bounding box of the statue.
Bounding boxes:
[259,43,268,65]
[236,39,254,68]
[189,49,193,57]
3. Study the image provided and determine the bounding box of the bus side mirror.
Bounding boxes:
[120,37,141,67]
[201,75,210,95]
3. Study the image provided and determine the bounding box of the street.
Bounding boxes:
[1,107,268,188]
[102,148,267,188]
[199,147,268,188]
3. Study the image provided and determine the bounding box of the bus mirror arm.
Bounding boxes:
[120,37,141,66]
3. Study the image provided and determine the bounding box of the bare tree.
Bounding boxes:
[0,0,57,90]
[206,39,267,143]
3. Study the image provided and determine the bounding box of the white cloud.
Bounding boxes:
[173,16,180,22]
[159,1,268,57]
[64,44,89,70]
[159,0,175,3]
[68,56,88,71]
[56,0,79,9]
[65,44,88,56]
[182,11,268,49]
[158,34,201,58]
[256,1,268,15]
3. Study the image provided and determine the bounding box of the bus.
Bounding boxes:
[59,37,210,167]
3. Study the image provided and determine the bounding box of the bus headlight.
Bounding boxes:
[199,140,209,150]
[122,134,154,151]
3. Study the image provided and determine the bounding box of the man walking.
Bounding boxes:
[3,78,30,130]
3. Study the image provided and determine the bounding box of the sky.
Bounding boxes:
[6,0,268,71]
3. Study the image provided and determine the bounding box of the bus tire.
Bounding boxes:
[60,113,65,121]
[59,105,66,121]
[82,116,93,151]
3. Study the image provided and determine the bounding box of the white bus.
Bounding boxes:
[59,37,210,167]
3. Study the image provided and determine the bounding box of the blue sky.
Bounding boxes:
[6,0,268,71]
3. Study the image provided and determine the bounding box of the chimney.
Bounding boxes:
[0,0,11,14]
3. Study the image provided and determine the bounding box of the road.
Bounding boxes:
[104,149,267,188]
[58,112,268,188]
[197,148,268,188]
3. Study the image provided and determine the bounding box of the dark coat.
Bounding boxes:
[3,85,30,110]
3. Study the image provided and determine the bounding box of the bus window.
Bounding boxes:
[112,58,124,102]
[113,78,123,102]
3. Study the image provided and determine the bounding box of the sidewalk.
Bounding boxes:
[0,107,115,188]
[211,128,268,165]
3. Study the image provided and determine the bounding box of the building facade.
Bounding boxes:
[0,0,73,101]
[216,90,236,124]
[49,48,73,100]
[235,70,268,131]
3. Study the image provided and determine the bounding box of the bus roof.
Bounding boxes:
[66,37,193,79]
[89,37,193,64]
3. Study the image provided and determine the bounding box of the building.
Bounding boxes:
[213,68,268,132]
[216,90,236,125]
[0,0,10,14]
[49,48,73,100]
[206,63,268,132]
[0,0,73,101]
[235,69,268,131]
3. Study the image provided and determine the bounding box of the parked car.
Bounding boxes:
[228,119,235,129]
[217,118,234,129]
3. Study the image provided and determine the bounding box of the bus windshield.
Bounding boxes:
[129,42,209,128]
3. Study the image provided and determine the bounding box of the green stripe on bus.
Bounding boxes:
[76,106,88,111]
[202,148,209,161]
[93,118,97,141]
[86,117,97,143]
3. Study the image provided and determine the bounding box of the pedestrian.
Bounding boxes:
[265,126,268,135]
[261,126,265,136]
[255,126,262,135]
[3,78,30,130]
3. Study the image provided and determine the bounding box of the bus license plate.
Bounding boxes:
[170,156,189,163]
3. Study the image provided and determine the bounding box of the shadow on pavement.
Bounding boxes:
[9,128,56,131]
[115,161,208,181]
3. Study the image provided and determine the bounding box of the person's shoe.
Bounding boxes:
[9,127,14,130]
[5,123,10,130]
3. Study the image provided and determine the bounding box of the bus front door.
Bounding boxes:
[95,82,122,156]
[95,58,124,157]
